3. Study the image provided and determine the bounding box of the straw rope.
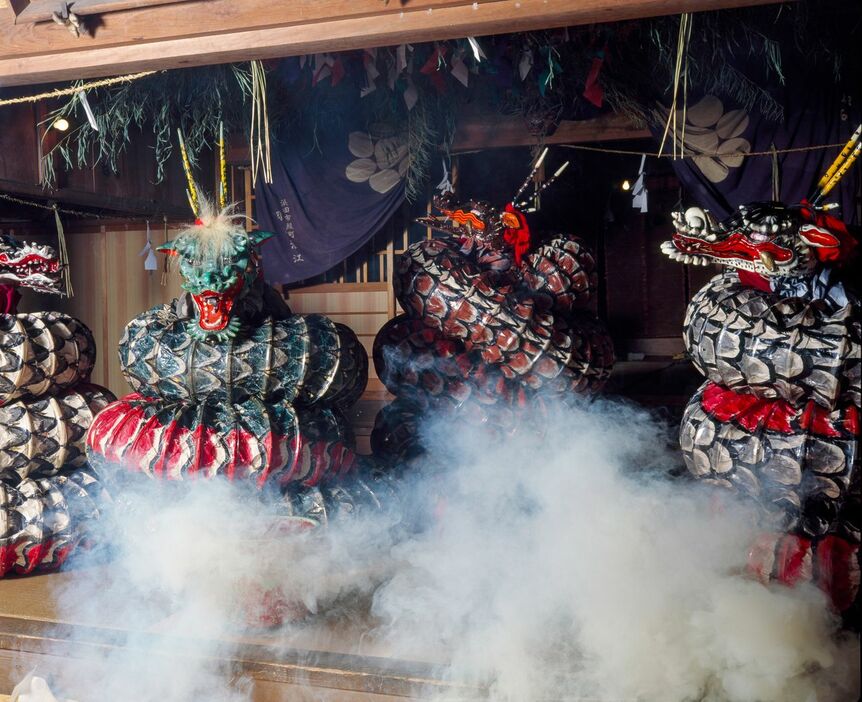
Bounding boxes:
[0,71,157,108]
[560,141,851,159]
[0,192,157,222]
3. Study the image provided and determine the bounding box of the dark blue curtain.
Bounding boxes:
[655,80,860,225]
[255,114,406,284]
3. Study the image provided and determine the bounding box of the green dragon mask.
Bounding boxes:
[158,203,273,341]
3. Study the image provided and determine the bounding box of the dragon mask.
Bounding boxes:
[661,202,854,278]
[417,193,532,265]
[159,201,273,340]
[0,235,62,295]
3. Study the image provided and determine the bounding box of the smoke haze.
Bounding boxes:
[38,397,859,701]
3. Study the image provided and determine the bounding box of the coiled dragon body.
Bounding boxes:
[0,236,114,577]
[86,205,369,497]
[372,194,615,460]
[665,201,860,614]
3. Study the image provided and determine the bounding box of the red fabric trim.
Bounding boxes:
[700,383,858,438]
[0,284,21,315]
[736,270,772,292]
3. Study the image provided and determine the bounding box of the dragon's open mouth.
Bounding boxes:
[0,253,63,292]
[663,231,794,271]
[191,277,244,332]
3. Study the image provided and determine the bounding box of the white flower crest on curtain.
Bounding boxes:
[345,126,409,194]
[658,95,752,183]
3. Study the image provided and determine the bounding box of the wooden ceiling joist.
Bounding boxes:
[452,113,651,152]
[0,0,785,87]
[0,177,188,218]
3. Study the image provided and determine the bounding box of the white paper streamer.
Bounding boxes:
[467,36,486,62]
[403,79,418,111]
[361,48,380,98]
[631,154,648,213]
[436,157,454,194]
[11,669,74,702]
[451,54,469,87]
[140,220,158,271]
[77,90,98,131]
[519,50,534,81]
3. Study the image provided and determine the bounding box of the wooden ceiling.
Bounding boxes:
[0,0,786,87]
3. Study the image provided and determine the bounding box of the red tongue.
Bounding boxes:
[192,290,235,331]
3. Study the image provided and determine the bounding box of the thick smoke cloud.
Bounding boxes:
[371,399,858,701]
[34,398,858,701]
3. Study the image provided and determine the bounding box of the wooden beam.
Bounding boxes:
[0,177,188,217]
[452,112,650,151]
[0,0,786,87]
[12,1,195,24]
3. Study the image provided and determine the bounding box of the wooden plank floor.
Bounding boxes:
[0,571,470,701]
[0,388,398,699]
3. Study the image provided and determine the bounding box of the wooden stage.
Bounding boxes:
[0,570,473,701]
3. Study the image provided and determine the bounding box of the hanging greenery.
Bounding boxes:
[41,64,252,187]
[34,1,856,199]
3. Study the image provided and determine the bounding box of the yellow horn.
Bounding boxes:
[218,121,227,211]
[815,124,860,195]
[177,128,200,218]
[818,141,861,201]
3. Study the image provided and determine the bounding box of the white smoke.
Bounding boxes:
[31,397,859,701]
[370,399,858,701]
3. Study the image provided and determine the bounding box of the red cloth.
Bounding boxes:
[420,46,448,94]
[0,284,21,315]
[799,200,858,264]
[583,52,605,108]
[502,204,531,266]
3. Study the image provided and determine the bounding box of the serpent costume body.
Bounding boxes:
[372,194,615,460]
[0,236,114,577]
[86,202,369,502]
[663,201,860,614]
